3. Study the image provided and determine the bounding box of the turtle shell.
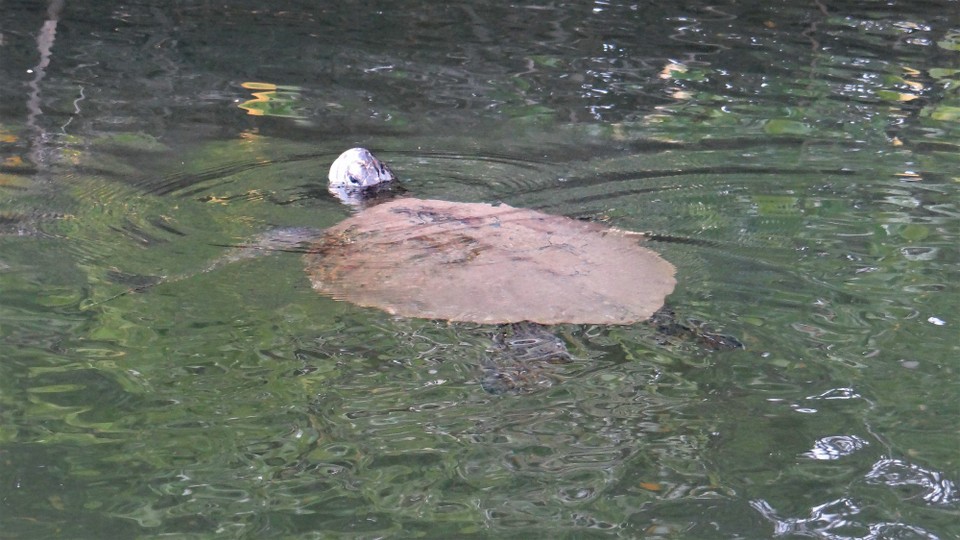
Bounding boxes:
[304,198,676,325]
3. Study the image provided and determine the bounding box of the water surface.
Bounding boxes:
[1,1,958,538]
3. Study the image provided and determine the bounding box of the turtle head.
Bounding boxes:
[328,148,397,206]
[328,148,395,189]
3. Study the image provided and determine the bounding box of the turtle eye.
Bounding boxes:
[348,173,361,185]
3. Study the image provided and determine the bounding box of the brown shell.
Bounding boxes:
[305,199,676,325]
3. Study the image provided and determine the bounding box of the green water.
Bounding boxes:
[1,1,957,538]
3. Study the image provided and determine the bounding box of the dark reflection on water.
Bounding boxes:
[1,0,958,538]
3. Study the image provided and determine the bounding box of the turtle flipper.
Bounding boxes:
[649,306,744,350]
[205,227,323,273]
[480,323,573,394]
